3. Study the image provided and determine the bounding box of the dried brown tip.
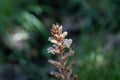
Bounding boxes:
[51,71,64,79]
[61,50,74,61]
[48,59,62,68]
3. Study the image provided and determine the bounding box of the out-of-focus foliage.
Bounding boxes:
[0,0,120,80]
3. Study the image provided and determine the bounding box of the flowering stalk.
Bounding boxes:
[47,24,78,80]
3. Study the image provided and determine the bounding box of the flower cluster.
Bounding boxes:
[47,24,78,80]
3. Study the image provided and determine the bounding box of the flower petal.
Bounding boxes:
[63,39,73,48]
[60,31,68,38]
[48,37,58,44]
[47,47,60,54]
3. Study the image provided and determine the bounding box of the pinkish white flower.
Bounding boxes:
[60,31,68,38]
[48,37,58,44]
[48,37,62,46]
[47,47,60,54]
[63,39,73,48]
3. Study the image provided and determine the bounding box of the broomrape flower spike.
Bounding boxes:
[47,24,78,80]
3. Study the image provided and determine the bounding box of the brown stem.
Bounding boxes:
[59,50,67,80]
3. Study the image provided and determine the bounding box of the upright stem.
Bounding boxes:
[59,50,66,80]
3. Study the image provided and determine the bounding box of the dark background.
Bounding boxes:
[0,0,120,80]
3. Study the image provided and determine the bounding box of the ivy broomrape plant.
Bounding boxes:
[47,24,78,80]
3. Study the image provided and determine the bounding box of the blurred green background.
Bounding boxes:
[0,0,120,80]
